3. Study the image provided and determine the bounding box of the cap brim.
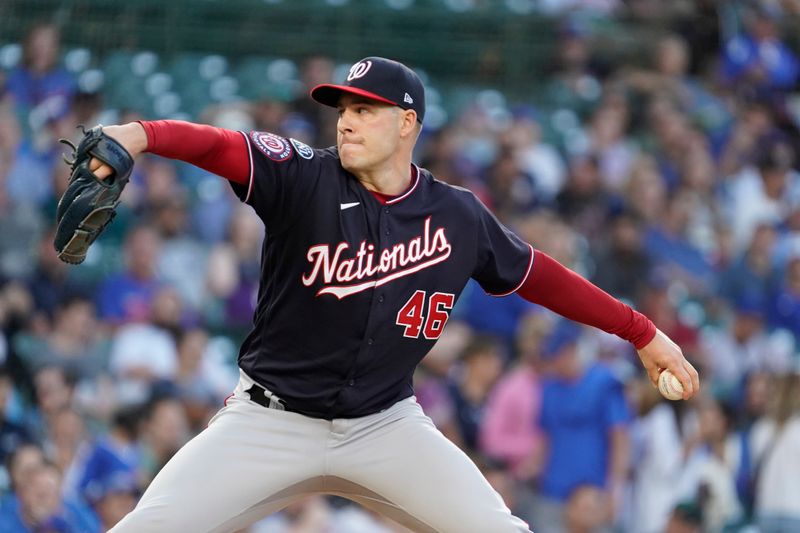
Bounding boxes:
[310,84,398,108]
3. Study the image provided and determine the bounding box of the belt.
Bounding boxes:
[243,384,337,420]
[244,384,287,411]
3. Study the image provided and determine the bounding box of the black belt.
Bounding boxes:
[243,385,337,420]
[244,384,287,411]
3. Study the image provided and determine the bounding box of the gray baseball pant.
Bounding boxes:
[110,370,532,533]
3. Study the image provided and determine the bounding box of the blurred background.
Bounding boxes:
[1,0,800,532]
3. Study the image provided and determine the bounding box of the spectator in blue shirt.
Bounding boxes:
[643,190,715,294]
[81,461,139,531]
[721,6,799,92]
[0,461,99,533]
[0,443,45,522]
[96,224,163,324]
[3,23,75,116]
[533,320,632,533]
[768,255,800,344]
[454,279,537,356]
[718,223,778,307]
[77,407,142,497]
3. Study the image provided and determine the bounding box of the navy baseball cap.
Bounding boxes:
[311,57,425,123]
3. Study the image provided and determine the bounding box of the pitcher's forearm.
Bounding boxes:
[138,120,250,184]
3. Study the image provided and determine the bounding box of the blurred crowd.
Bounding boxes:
[1,1,800,532]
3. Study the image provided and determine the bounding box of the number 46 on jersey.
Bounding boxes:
[395,290,455,339]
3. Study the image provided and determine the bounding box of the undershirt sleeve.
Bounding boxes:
[139,120,250,185]
[518,251,656,349]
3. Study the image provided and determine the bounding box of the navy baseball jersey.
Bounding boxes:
[229,131,533,418]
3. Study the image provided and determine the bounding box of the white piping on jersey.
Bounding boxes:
[487,244,535,297]
[301,216,451,299]
[386,164,420,205]
[340,202,360,210]
[239,131,255,204]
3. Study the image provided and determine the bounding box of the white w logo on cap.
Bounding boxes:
[347,60,372,81]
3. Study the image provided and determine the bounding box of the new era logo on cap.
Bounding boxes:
[310,57,426,123]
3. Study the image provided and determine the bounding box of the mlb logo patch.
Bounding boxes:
[290,138,314,160]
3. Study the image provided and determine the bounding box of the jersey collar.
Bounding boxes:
[367,164,420,205]
[387,164,420,205]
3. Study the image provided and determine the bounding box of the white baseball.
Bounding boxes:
[658,369,684,401]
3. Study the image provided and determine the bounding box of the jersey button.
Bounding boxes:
[384,208,389,214]
[378,295,385,303]
[348,379,355,387]
[367,338,374,345]
[385,229,390,235]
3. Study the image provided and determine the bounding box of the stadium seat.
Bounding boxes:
[234,56,297,102]
[0,43,21,70]
[64,47,92,74]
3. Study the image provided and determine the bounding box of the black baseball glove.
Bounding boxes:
[54,125,134,264]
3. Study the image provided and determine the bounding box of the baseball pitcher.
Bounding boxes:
[57,57,699,533]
